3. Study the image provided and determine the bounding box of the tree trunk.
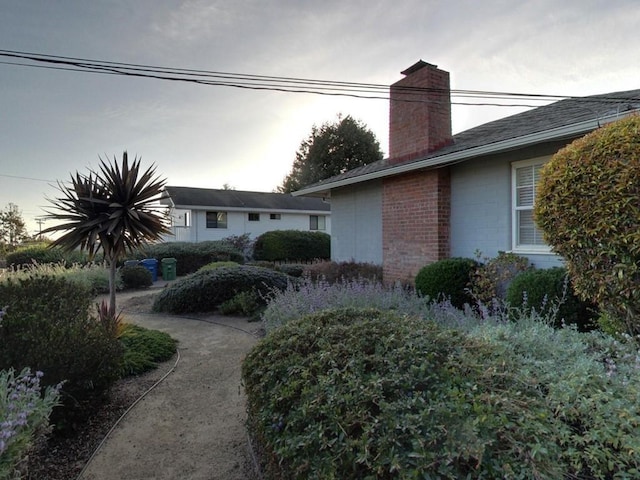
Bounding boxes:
[108,254,118,315]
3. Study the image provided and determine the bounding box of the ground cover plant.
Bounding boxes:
[244,306,640,479]
[118,324,178,376]
[152,264,290,314]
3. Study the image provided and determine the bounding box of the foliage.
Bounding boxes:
[5,244,87,268]
[3,261,122,295]
[152,265,290,314]
[301,260,383,283]
[219,233,254,261]
[0,274,123,430]
[253,230,330,262]
[261,276,428,332]
[414,257,479,309]
[244,307,640,480]
[134,241,244,276]
[0,203,29,247]
[470,251,531,304]
[505,267,596,330]
[0,368,60,479]
[218,289,263,318]
[197,261,240,272]
[278,115,383,193]
[118,324,177,376]
[534,114,640,334]
[119,264,153,289]
[43,151,170,316]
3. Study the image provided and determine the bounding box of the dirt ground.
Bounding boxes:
[78,288,262,480]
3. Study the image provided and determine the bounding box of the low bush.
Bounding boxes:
[414,257,478,309]
[0,274,123,430]
[218,289,263,318]
[470,251,531,304]
[119,265,153,289]
[5,245,87,268]
[118,324,178,376]
[301,260,382,283]
[197,261,240,272]
[133,241,244,276]
[253,230,330,262]
[506,267,596,330]
[0,368,60,479]
[244,307,640,479]
[152,265,290,314]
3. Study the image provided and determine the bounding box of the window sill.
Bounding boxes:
[510,247,557,256]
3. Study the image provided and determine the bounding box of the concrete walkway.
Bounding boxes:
[80,286,260,480]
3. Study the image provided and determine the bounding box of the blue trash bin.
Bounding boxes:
[140,258,158,282]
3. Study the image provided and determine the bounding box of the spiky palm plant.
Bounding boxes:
[43,152,170,314]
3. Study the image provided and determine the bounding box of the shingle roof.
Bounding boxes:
[164,186,330,212]
[298,89,640,192]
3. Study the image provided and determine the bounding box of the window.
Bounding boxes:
[248,213,260,221]
[270,213,281,220]
[206,211,227,229]
[512,159,548,251]
[310,215,326,231]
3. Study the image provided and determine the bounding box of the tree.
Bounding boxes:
[43,152,170,315]
[278,115,383,193]
[534,115,640,334]
[0,203,29,247]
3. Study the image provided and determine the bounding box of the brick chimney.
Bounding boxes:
[388,61,452,163]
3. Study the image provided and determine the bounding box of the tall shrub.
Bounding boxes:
[535,115,640,333]
[253,230,330,262]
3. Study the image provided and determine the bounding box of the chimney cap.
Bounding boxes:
[401,60,438,76]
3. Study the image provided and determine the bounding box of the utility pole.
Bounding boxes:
[35,217,45,240]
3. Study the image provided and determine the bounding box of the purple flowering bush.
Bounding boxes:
[0,368,60,478]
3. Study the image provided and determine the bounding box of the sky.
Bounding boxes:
[1,0,640,236]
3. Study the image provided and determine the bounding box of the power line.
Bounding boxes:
[3,49,636,108]
[0,173,54,182]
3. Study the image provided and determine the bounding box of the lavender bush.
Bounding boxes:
[262,276,430,332]
[0,368,60,478]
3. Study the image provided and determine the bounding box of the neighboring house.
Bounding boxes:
[294,60,640,284]
[160,186,330,242]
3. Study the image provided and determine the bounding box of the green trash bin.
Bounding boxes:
[161,257,177,280]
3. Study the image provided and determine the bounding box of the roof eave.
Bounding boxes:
[293,112,632,197]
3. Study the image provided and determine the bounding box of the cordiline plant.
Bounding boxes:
[0,368,60,478]
[42,152,170,316]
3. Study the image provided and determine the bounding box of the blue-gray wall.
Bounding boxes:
[330,180,383,264]
[450,154,563,269]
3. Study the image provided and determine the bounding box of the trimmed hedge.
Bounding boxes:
[119,264,153,289]
[152,264,290,314]
[253,230,330,262]
[414,257,478,308]
[131,241,244,276]
[506,267,595,330]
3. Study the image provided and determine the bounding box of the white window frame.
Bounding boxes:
[511,157,551,254]
[310,215,326,231]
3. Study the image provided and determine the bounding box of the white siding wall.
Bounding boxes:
[450,157,562,268]
[184,209,330,242]
[330,181,382,264]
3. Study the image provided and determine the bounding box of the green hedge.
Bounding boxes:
[5,245,88,267]
[414,257,478,308]
[253,230,330,262]
[506,267,595,330]
[131,241,244,276]
[152,264,290,314]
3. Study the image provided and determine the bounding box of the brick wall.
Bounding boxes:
[382,168,451,284]
[389,61,452,162]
